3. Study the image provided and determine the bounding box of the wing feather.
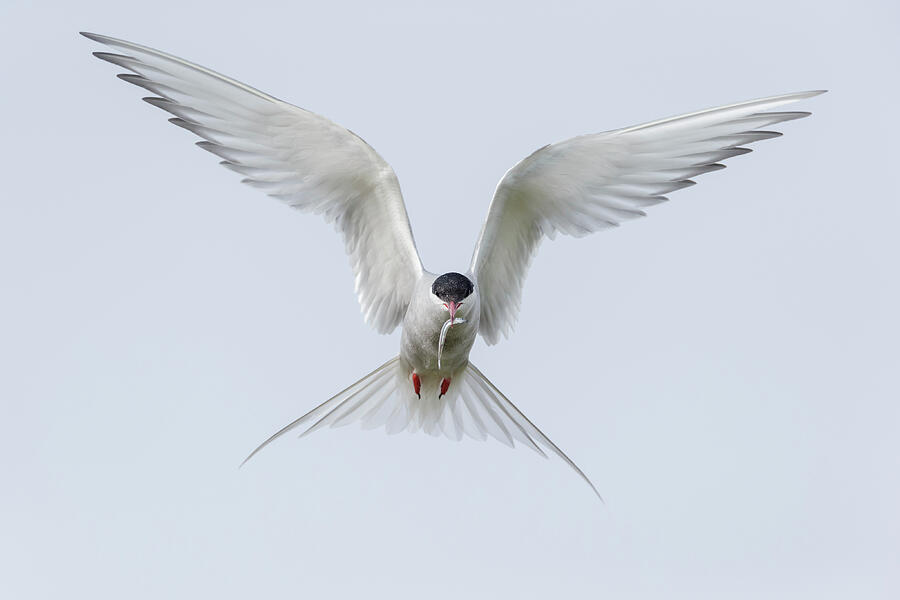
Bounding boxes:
[471,90,824,344]
[84,32,423,333]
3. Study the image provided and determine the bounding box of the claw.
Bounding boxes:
[412,372,421,399]
[439,377,450,398]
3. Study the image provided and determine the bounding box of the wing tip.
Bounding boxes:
[783,111,812,119]
[760,89,827,103]
[168,116,191,131]
[91,50,119,61]
[142,96,168,108]
[81,31,128,47]
[116,72,142,83]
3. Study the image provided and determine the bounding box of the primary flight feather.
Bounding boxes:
[83,31,824,499]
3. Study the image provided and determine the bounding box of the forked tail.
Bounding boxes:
[241,356,601,500]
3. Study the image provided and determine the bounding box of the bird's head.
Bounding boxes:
[431,272,474,326]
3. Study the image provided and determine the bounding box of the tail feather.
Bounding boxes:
[241,356,601,500]
[301,365,395,436]
[239,357,399,467]
[466,368,546,456]
[458,386,489,442]
[460,375,514,446]
[466,364,602,501]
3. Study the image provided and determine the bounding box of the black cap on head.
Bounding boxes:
[432,272,474,303]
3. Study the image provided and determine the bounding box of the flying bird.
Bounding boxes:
[83,32,823,498]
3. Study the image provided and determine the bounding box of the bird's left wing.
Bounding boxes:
[470,90,824,344]
[83,32,423,333]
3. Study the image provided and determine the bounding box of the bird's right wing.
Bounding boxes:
[470,90,824,344]
[83,32,423,333]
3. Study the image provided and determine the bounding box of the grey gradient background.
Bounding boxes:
[2,1,898,598]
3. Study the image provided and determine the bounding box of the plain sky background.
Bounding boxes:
[2,1,898,598]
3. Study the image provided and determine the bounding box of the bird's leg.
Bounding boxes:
[411,372,421,399]
[439,377,451,398]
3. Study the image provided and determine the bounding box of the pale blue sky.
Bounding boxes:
[2,1,898,598]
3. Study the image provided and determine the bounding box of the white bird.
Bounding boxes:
[83,32,823,499]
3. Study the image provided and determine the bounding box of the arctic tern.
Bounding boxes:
[83,32,823,498]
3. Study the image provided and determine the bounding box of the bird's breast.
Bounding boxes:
[400,305,478,375]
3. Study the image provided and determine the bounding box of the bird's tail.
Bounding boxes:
[241,356,600,499]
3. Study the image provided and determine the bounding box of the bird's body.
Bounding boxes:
[83,31,823,498]
[401,272,480,381]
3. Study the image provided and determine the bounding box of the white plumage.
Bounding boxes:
[84,31,823,499]
[84,32,422,333]
[471,91,821,344]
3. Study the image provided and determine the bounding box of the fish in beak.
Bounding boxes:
[437,302,465,370]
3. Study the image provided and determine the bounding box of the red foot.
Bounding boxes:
[439,377,451,398]
[412,372,421,399]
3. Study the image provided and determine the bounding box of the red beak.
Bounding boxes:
[447,301,461,325]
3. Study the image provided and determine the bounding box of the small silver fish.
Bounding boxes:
[437,317,465,370]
